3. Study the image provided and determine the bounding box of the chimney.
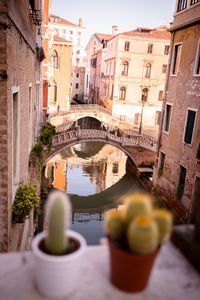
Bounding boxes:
[79,18,83,27]
[112,26,118,36]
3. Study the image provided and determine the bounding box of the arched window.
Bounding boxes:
[121,61,129,76]
[120,86,126,100]
[141,88,149,102]
[48,80,57,103]
[145,63,151,78]
[51,49,58,69]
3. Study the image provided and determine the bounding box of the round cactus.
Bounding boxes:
[127,215,159,255]
[153,209,173,244]
[104,210,125,240]
[123,192,153,225]
[45,191,71,255]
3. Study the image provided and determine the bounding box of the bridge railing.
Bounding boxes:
[51,104,135,126]
[52,127,157,152]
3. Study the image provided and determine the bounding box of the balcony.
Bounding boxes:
[170,0,200,31]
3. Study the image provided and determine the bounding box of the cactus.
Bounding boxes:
[123,192,153,225]
[104,210,124,240]
[153,209,173,244]
[45,191,71,255]
[127,216,159,255]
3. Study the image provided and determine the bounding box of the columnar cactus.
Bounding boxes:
[127,216,159,254]
[123,192,153,225]
[153,209,173,243]
[45,191,71,255]
[104,210,124,240]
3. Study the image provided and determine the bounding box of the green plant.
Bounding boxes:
[12,184,40,224]
[127,216,159,254]
[40,123,56,151]
[176,184,184,200]
[104,192,173,255]
[157,168,163,178]
[30,141,44,160]
[45,191,71,255]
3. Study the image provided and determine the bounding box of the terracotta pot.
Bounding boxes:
[108,239,160,293]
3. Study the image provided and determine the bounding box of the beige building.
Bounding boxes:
[101,27,170,130]
[0,0,44,252]
[153,0,200,222]
[47,34,72,112]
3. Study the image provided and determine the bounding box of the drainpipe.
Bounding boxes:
[156,31,175,159]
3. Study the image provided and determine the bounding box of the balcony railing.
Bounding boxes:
[190,0,199,5]
[177,0,187,12]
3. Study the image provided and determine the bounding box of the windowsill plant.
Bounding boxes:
[104,192,173,292]
[32,191,87,298]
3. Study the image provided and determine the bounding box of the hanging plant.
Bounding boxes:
[12,184,40,224]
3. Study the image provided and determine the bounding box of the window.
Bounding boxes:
[194,39,200,75]
[155,111,161,126]
[51,49,59,69]
[29,0,35,10]
[76,83,79,89]
[120,87,126,100]
[164,45,170,55]
[145,63,151,78]
[77,38,81,46]
[159,152,165,170]
[164,104,172,132]
[62,29,66,34]
[124,41,130,51]
[48,80,57,103]
[54,28,59,35]
[184,109,196,144]
[177,0,187,12]
[171,44,181,75]
[112,163,119,174]
[162,64,167,73]
[176,165,186,200]
[191,0,200,5]
[76,73,79,78]
[76,50,80,55]
[147,43,153,54]
[77,31,81,36]
[141,88,149,102]
[158,90,163,101]
[76,58,80,66]
[70,31,73,35]
[121,61,129,76]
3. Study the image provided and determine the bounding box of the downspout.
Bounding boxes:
[156,30,175,159]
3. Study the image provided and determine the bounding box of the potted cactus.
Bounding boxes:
[104,192,173,293]
[32,191,87,298]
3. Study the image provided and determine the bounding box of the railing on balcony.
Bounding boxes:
[177,0,187,12]
[190,0,199,5]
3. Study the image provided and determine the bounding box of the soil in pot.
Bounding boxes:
[39,237,80,255]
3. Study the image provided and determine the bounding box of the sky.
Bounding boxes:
[50,0,176,46]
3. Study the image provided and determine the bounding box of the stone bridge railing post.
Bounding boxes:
[121,132,125,147]
[76,126,81,139]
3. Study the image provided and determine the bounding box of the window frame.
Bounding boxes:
[171,42,182,76]
[145,63,151,78]
[193,38,200,77]
[164,45,170,55]
[124,41,130,52]
[51,49,59,69]
[141,88,149,102]
[147,43,153,54]
[162,64,167,74]
[183,108,197,146]
[158,90,164,101]
[119,86,126,100]
[121,61,129,76]
[163,103,172,133]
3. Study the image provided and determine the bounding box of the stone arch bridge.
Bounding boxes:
[46,121,157,169]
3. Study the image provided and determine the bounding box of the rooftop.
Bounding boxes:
[95,33,113,42]
[49,14,84,28]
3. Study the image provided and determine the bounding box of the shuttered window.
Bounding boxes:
[184,110,196,144]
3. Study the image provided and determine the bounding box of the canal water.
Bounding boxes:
[45,141,144,245]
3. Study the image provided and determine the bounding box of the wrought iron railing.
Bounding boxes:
[177,0,187,12]
[190,0,199,5]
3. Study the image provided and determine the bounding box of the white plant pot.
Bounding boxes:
[32,230,87,298]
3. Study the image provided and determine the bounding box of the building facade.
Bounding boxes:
[47,34,72,112]
[48,14,85,102]
[153,0,200,222]
[0,0,44,252]
[101,27,170,130]
[85,31,113,101]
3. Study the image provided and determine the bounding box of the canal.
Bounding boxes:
[45,141,146,245]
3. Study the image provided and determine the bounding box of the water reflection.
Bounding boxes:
[45,142,143,244]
